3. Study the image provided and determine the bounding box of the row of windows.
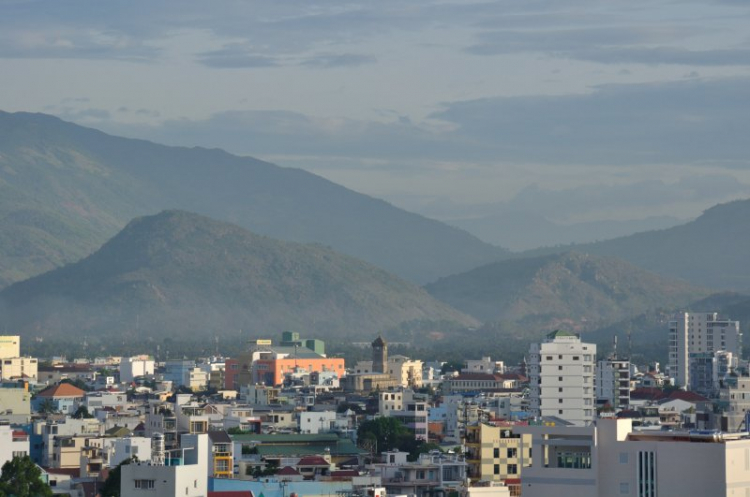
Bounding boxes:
[493,463,518,474]
[493,448,518,458]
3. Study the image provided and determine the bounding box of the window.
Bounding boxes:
[620,482,630,494]
[493,448,500,458]
[135,479,155,489]
[619,452,629,464]
[559,377,563,381]
[507,464,517,474]
[507,448,517,458]
[494,464,500,475]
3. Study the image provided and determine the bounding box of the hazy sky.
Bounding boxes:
[2,0,750,223]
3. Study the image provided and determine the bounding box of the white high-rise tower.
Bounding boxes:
[669,312,741,389]
[528,330,597,426]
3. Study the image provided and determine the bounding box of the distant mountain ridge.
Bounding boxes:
[0,110,507,288]
[519,199,750,290]
[425,251,709,333]
[0,210,477,341]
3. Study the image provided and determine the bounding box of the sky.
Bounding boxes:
[2,0,750,228]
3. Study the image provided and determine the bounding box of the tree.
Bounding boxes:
[440,360,464,375]
[36,398,56,415]
[72,405,94,419]
[100,458,135,497]
[0,455,53,497]
[357,417,425,458]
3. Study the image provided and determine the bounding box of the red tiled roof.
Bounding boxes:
[630,388,669,401]
[451,373,498,381]
[296,456,330,466]
[37,383,86,398]
[277,466,302,476]
[331,470,359,477]
[667,390,709,403]
[496,373,528,382]
[209,492,254,497]
[44,467,81,477]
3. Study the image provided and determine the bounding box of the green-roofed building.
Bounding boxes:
[545,329,579,340]
[230,433,365,469]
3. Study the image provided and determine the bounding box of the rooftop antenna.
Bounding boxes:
[627,325,632,361]
[612,335,618,360]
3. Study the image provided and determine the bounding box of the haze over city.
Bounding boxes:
[2,0,750,231]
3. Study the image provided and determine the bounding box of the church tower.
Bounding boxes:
[372,335,388,374]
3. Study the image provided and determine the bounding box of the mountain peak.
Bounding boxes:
[0,211,476,342]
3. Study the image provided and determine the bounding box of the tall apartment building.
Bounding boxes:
[528,330,596,426]
[596,357,630,411]
[668,312,741,388]
[0,336,20,359]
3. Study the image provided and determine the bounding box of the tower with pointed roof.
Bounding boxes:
[372,335,388,374]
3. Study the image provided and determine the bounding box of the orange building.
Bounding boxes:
[253,355,345,386]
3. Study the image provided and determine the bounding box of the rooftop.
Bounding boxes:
[36,383,86,398]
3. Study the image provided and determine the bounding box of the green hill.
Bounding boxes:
[0,211,477,342]
[0,111,507,288]
[424,252,709,333]
[520,199,750,290]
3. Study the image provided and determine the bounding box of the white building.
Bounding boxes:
[0,383,31,424]
[519,418,750,497]
[669,312,741,388]
[463,357,495,374]
[299,410,337,434]
[119,356,155,384]
[0,356,38,381]
[0,336,20,360]
[120,433,208,497]
[596,357,630,410]
[528,330,596,426]
[111,437,153,467]
[0,424,29,467]
[718,377,750,432]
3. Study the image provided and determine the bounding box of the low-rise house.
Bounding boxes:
[33,382,87,414]
[38,364,97,385]
[0,424,29,466]
[120,433,208,497]
[0,380,31,424]
[375,450,467,497]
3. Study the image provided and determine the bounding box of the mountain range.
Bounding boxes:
[0,110,506,288]
[0,210,476,342]
[425,252,710,332]
[520,199,750,291]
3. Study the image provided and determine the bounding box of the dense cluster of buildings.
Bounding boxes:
[0,311,748,496]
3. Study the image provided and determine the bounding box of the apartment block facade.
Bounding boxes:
[528,330,596,426]
[669,312,741,388]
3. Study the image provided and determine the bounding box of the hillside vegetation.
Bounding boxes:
[0,211,477,342]
[425,252,710,332]
[521,199,750,290]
